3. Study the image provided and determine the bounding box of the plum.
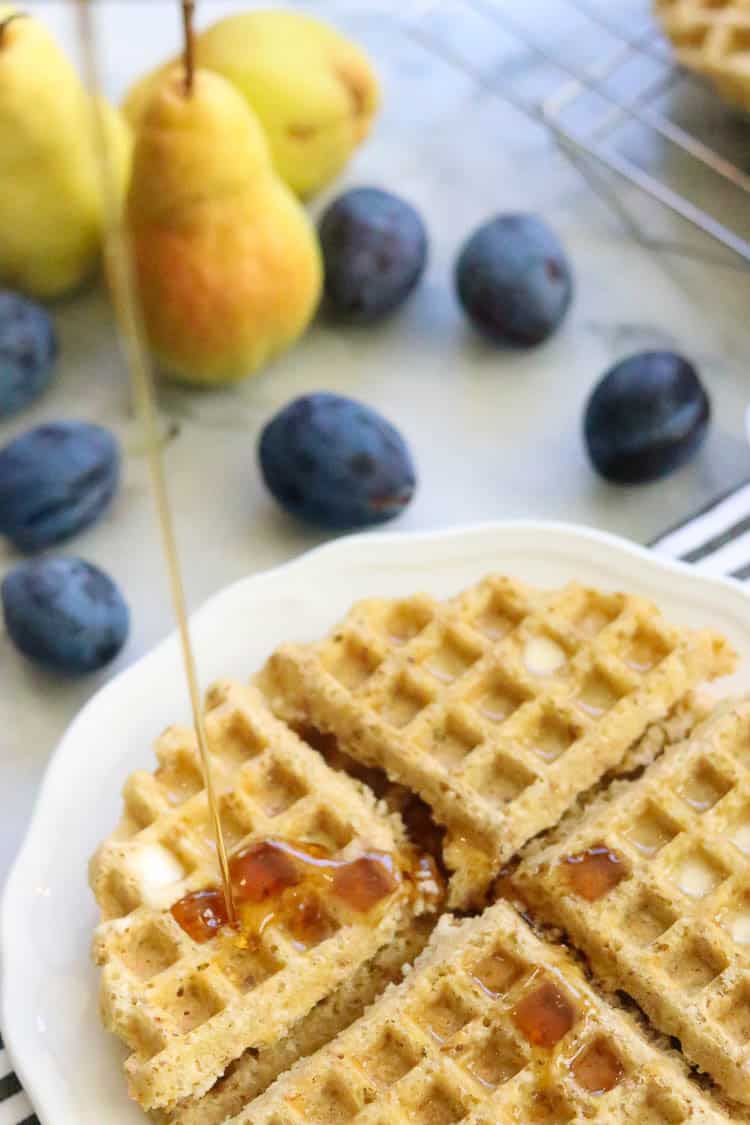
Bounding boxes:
[455,213,573,346]
[2,556,129,675]
[259,392,416,529]
[584,351,710,484]
[0,291,57,418]
[319,187,428,323]
[0,420,120,551]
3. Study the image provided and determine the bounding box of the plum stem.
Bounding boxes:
[181,0,195,95]
[0,12,28,47]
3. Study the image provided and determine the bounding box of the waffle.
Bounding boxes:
[157,915,435,1125]
[259,576,734,907]
[232,901,745,1125]
[655,0,750,111]
[516,697,750,1104]
[90,681,421,1111]
[615,689,711,775]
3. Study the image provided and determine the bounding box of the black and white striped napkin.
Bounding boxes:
[651,479,750,577]
[2,482,750,1125]
[0,1035,36,1125]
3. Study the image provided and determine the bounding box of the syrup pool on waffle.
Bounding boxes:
[171,837,443,947]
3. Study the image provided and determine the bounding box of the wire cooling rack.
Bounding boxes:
[404,0,750,265]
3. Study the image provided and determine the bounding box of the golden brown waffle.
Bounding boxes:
[156,916,435,1125]
[259,576,734,907]
[516,697,750,1104]
[616,689,711,775]
[655,0,750,110]
[90,681,418,1111]
[232,901,744,1125]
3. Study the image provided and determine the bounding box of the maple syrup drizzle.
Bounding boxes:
[511,976,577,1048]
[75,1,235,926]
[171,888,229,942]
[492,863,535,926]
[408,852,445,911]
[562,844,625,902]
[171,837,426,945]
[571,1038,624,1095]
[470,951,522,999]
[292,726,447,911]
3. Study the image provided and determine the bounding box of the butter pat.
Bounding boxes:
[523,635,566,676]
[128,843,184,902]
[676,854,721,899]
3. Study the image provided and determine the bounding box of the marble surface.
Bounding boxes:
[3,0,750,886]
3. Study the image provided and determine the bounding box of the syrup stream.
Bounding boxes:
[73,0,236,927]
[182,0,196,94]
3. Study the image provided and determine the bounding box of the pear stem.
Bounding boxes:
[181,0,196,95]
[0,12,28,47]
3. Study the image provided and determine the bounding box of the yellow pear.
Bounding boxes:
[124,9,379,199]
[127,67,322,385]
[0,7,131,299]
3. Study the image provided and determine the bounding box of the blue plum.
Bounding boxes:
[0,291,57,418]
[455,213,573,346]
[584,351,710,484]
[319,188,428,323]
[2,556,129,675]
[259,393,416,529]
[0,420,119,551]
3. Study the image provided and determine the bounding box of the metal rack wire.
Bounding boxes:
[405,0,750,265]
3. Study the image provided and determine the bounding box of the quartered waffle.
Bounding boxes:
[655,0,750,111]
[157,916,435,1125]
[90,681,421,1111]
[233,901,745,1125]
[259,577,734,907]
[615,689,711,776]
[516,697,750,1104]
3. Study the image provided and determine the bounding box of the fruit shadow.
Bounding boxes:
[580,427,750,544]
[250,496,404,559]
[454,320,565,375]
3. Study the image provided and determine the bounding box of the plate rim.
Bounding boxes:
[3,517,750,1121]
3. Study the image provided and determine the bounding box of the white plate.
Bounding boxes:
[4,520,750,1124]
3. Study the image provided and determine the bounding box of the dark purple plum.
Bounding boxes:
[584,351,710,484]
[455,213,573,346]
[0,291,57,418]
[2,556,129,675]
[259,392,416,529]
[319,188,428,323]
[0,420,119,551]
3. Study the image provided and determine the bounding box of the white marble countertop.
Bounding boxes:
[3,0,750,887]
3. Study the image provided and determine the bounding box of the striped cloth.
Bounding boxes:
[0,1036,36,1125]
[651,479,750,576]
[2,484,749,1124]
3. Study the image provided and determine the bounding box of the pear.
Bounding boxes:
[124,9,379,199]
[0,7,131,299]
[127,67,322,385]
